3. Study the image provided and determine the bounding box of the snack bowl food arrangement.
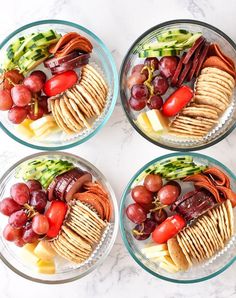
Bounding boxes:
[120,152,236,283]
[0,19,118,150]
[0,152,118,283]
[120,20,236,151]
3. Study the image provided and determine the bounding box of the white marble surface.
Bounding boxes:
[0,0,236,297]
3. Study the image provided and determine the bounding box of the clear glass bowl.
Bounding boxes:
[120,20,236,151]
[0,152,118,284]
[0,20,118,150]
[120,152,236,283]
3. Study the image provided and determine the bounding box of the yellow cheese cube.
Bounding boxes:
[33,122,57,137]
[34,240,56,261]
[159,260,179,273]
[30,115,55,130]
[21,242,39,265]
[37,259,55,274]
[146,109,169,132]
[15,124,34,138]
[136,112,154,133]
[141,244,168,259]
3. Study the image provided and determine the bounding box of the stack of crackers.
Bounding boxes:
[169,67,235,138]
[51,201,107,263]
[50,64,108,134]
[174,200,234,268]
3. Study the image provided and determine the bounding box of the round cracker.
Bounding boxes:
[197,74,233,91]
[59,98,82,132]
[54,99,74,134]
[176,234,192,265]
[200,67,235,87]
[167,237,189,270]
[197,81,232,97]
[194,95,226,111]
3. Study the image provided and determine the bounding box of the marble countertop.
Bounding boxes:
[0,0,236,297]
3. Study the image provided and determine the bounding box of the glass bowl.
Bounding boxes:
[120,152,236,283]
[0,20,118,150]
[120,20,236,151]
[0,152,118,284]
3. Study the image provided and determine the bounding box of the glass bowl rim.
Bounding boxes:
[119,19,236,152]
[0,151,119,284]
[119,152,236,283]
[0,19,119,151]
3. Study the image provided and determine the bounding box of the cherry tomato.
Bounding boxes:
[131,185,153,205]
[144,174,163,192]
[158,185,179,205]
[162,85,193,117]
[43,70,78,97]
[152,215,186,244]
[45,201,68,238]
[126,203,147,224]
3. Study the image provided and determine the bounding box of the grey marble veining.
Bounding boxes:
[0,0,236,297]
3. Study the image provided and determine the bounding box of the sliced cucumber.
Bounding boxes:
[157,29,192,42]
[139,48,181,58]
[165,166,206,180]
[142,40,177,50]
[3,30,61,71]
[174,32,202,48]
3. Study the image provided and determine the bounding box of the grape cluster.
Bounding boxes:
[0,180,49,247]
[126,174,182,241]
[128,56,179,111]
[0,70,49,124]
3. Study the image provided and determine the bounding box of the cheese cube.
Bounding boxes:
[146,109,169,132]
[37,259,55,274]
[34,240,56,261]
[136,112,154,133]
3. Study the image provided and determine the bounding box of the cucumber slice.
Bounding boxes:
[157,29,192,42]
[139,48,181,58]
[175,32,202,48]
[142,40,177,50]
[165,166,206,180]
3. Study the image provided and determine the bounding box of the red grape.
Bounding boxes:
[8,106,28,124]
[159,56,179,78]
[28,106,44,120]
[131,84,149,100]
[127,72,146,89]
[24,75,44,93]
[9,210,28,228]
[139,202,155,213]
[129,97,146,111]
[14,237,25,247]
[150,209,167,224]
[131,64,148,78]
[32,214,49,235]
[10,183,30,205]
[2,70,24,90]
[29,190,47,213]
[126,203,147,224]
[144,174,163,192]
[0,89,13,111]
[30,70,47,83]
[26,180,42,192]
[131,185,153,205]
[158,185,179,205]
[0,197,21,216]
[11,85,32,107]
[132,219,156,240]
[38,96,49,114]
[152,75,169,95]
[144,57,159,70]
[147,95,163,110]
[166,181,181,196]
[3,224,22,241]
[22,223,39,243]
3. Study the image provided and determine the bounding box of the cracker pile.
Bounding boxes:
[50,64,108,134]
[169,67,235,138]
[176,200,234,265]
[51,201,107,263]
